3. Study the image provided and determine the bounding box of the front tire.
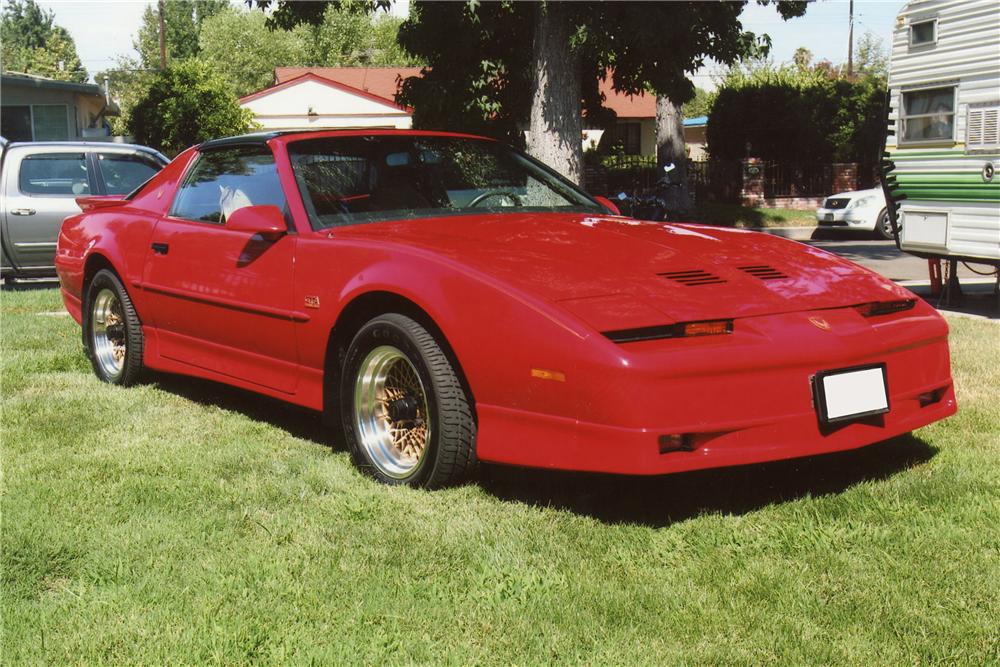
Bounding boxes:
[83,269,144,385]
[876,209,897,240]
[340,314,476,488]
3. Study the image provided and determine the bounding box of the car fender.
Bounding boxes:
[296,237,616,421]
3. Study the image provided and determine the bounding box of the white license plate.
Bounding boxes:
[824,213,835,222]
[813,364,889,423]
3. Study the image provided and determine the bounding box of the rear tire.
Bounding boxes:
[83,269,144,385]
[340,313,476,488]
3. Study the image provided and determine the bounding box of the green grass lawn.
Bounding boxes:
[3,288,998,665]
[693,202,820,228]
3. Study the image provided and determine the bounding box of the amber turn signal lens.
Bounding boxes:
[682,320,733,337]
[531,368,566,382]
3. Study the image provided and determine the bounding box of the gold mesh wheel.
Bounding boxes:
[353,345,431,479]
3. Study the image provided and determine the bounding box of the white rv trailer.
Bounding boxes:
[884,0,1000,267]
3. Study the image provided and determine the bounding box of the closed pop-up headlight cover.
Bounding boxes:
[557,294,676,335]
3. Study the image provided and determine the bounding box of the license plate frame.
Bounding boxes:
[812,363,890,424]
[824,213,835,222]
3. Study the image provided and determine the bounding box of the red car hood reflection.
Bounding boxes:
[333,212,911,324]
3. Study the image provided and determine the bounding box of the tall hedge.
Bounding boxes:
[706,68,885,165]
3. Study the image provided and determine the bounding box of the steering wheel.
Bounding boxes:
[467,190,523,208]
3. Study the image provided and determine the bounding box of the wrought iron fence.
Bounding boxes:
[762,162,834,197]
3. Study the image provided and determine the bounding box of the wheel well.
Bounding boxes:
[323,291,476,419]
[83,253,118,293]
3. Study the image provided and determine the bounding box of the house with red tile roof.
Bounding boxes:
[240,67,707,158]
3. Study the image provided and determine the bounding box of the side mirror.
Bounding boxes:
[593,195,621,216]
[226,205,287,240]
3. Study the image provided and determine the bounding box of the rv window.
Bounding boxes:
[901,88,955,144]
[910,19,936,46]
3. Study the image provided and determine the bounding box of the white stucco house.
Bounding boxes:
[239,68,418,130]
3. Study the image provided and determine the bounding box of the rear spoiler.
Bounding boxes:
[76,195,128,212]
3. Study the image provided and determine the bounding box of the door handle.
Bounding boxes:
[11,208,35,216]
[151,242,169,255]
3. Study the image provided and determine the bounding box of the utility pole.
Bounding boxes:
[158,0,167,69]
[847,0,854,78]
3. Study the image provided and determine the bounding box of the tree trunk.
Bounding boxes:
[655,95,692,213]
[527,2,582,184]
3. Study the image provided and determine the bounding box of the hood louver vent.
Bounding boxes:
[738,265,788,281]
[658,269,727,286]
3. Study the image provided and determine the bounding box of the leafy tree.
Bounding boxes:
[854,31,888,81]
[1,0,87,82]
[308,2,421,67]
[134,0,228,67]
[398,1,806,184]
[793,47,813,71]
[681,88,715,119]
[129,59,257,156]
[198,7,310,97]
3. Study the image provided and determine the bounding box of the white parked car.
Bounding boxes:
[815,188,896,240]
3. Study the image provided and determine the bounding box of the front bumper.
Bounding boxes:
[475,307,956,475]
[816,207,877,229]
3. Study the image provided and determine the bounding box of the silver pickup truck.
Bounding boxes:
[1,139,168,280]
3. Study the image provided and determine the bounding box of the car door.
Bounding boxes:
[1,148,96,270]
[141,145,300,393]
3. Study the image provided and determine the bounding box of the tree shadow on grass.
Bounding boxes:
[479,434,938,528]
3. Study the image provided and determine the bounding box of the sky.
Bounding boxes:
[37,0,905,86]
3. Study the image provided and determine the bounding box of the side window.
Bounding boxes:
[909,19,936,47]
[98,152,164,195]
[170,147,286,224]
[18,153,91,196]
[900,87,955,144]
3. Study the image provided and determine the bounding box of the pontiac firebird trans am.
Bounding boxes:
[55,130,957,488]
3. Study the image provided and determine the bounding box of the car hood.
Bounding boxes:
[827,188,884,201]
[333,212,912,328]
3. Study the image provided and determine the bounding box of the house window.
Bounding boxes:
[1,106,33,141]
[910,19,936,46]
[610,123,642,155]
[32,105,69,140]
[967,104,1000,151]
[0,104,68,141]
[900,87,955,144]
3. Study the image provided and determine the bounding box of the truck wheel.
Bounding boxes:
[83,269,144,385]
[340,313,477,488]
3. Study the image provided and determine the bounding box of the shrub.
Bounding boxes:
[129,59,257,156]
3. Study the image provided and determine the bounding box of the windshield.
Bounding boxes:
[287,135,602,229]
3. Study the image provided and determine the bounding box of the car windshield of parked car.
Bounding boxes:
[288,135,602,229]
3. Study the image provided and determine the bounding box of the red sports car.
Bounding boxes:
[55,130,957,488]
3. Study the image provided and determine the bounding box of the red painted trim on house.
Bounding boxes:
[239,72,414,114]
